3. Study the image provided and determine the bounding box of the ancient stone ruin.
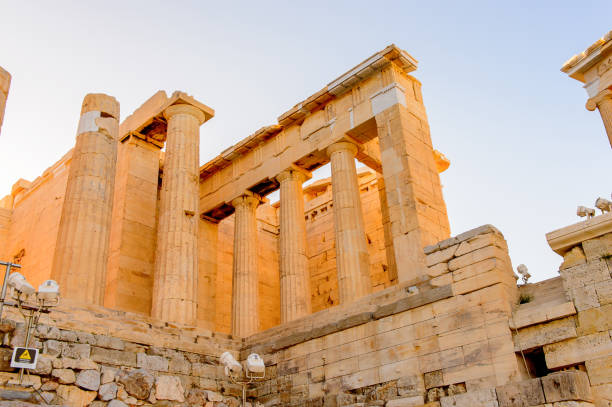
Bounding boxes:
[0,34,610,407]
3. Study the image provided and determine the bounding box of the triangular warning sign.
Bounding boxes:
[20,350,31,360]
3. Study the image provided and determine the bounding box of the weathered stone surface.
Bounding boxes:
[137,353,169,372]
[101,366,117,384]
[496,378,545,407]
[91,347,136,367]
[52,369,76,384]
[75,369,100,391]
[56,384,97,407]
[542,371,593,403]
[386,396,425,406]
[108,400,128,407]
[98,382,118,401]
[61,343,91,359]
[117,369,154,400]
[440,388,498,407]
[155,375,185,402]
[514,318,577,351]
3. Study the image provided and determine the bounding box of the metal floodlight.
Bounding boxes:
[37,280,60,304]
[246,353,265,378]
[7,272,35,296]
[577,206,596,219]
[220,351,242,377]
[595,197,612,214]
[516,264,531,284]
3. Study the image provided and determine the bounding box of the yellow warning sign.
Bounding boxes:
[10,347,38,369]
[20,349,31,360]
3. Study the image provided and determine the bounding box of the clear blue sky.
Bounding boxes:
[1,1,610,282]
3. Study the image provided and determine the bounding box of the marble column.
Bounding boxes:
[326,141,371,303]
[277,168,311,323]
[231,194,260,337]
[52,93,120,304]
[152,104,205,325]
[586,89,612,148]
[0,66,10,136]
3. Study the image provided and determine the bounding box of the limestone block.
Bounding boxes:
[571,286,601,312]
[513,318,577,351]
[100,366,117,384]
[137,353,169,372]
[560,261,610,290]
[90,347,137,367]
[455,233,507,257]
[544,332,612,369]
[440,388,498,407]
[576,304,612,335]
[582,234,612,262]
[155,375,185,402]
[398,374,425,397]
[52,368,76,384]
[585,355,612,386]
[98,382,118,401]
[108,400,129,407]
[386,396,425,406]
[495,378,545,407]
[426,245,458,267]
[75,369,100,392]
[117,369,154,400]
[427,263,449,278]
[452,258,506,282]
[56,384,97,407]
[560,246,587,270]
[453,269,517,296]
[62,343,91,359]
[550,402,594,407]
[424,370,444,389]
[542,371,593,403]
[596,280,612,306]
[449,246,509,272]
[56,358,98,371]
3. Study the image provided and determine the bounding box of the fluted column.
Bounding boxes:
[231,194,261,337]
[277,168,311,323]
[326,141,371,303]
[152,104,205,325]
[586,89,612,148]
[52,94,120,304]
[0,66,10,136]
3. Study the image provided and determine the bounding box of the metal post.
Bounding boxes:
[0,261,21,321]
[242,383,246,407]
[18,311,34,384]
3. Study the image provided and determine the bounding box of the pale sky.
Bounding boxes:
[1,1,610,282]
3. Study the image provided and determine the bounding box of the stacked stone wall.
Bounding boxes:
[0,300,242,406]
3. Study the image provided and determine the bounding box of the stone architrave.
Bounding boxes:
[586,89,612,147]
[277,168,312,323]
[51,93,120,305]
[0,66,11,136]
[151,104,206,325]
[231,193,261,337]
[326,141,372,303]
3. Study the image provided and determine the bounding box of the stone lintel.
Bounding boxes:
[546,212,612,256]
[119,90,214,143]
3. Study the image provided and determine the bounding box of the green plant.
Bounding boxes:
[519,293,533,304]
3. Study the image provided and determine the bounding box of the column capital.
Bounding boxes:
[276,166,312,183]
[164,103,206,124]
[586,89,612,111]
[326,141,359,158]
[231,192,262,209]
